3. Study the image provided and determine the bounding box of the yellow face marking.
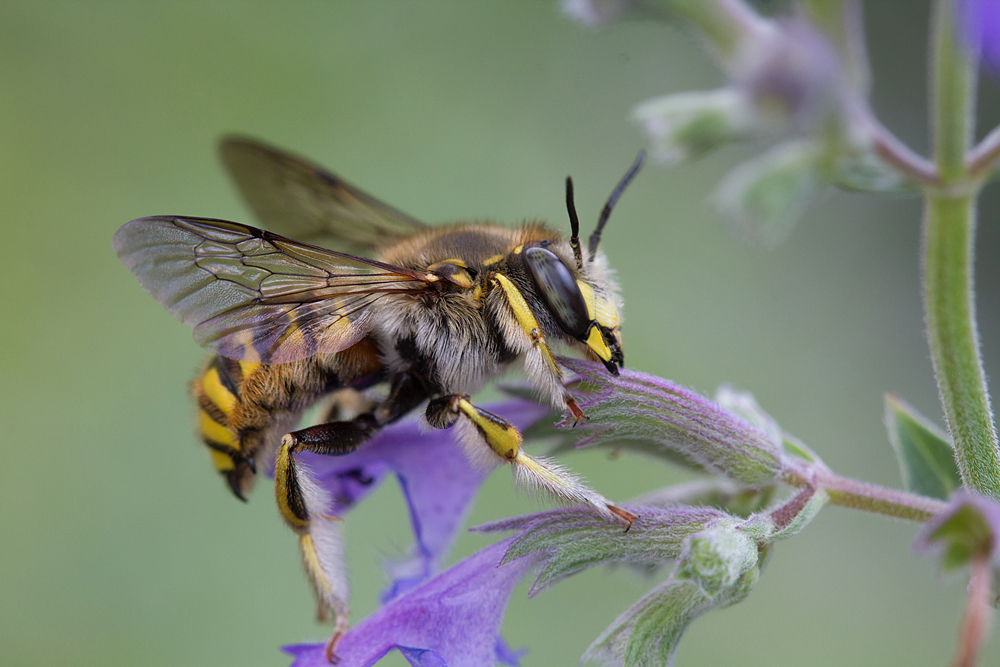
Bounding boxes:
[209,448,235,472]
[201,367,237,415]
[199,410,239,449]
[492,273,562,379]
[585,325,613,362]
[483,254,504,266]
[512,244,524,255]
[577,280,620,329]
[458,399,521,460]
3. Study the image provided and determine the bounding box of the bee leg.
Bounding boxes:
[424,394,636,528]
[276,373,428,529]
[275,373,429,662]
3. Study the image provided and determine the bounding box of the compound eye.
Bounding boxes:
[523,246,589,339]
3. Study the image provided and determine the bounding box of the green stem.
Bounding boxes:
[930,0,977,183]
[923,196,1000,497]
[784,468,947,522]
[924,0,1000,498]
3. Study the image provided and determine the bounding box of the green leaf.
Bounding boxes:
[885,394,961,500]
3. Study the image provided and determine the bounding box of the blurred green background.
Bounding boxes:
[2,2,999,666]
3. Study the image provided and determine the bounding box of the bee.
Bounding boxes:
[113,137,643,659]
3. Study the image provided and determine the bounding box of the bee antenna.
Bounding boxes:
[587,149,646,261]
[565,176,583,269]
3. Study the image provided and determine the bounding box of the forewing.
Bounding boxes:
[219,136,428,254]
[113,216,434,364]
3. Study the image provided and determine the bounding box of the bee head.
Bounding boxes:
[519,150,643,375]
[521,242,623,375]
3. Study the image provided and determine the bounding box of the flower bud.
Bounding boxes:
[732,18,845,134]
[633,88,753,164]
[560,358,787,486]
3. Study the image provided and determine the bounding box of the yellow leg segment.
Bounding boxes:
[457,398,521,461]
[492,273,563,382]
[425,394,635,528]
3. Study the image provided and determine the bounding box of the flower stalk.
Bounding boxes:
[923,0,1000,499]
[783,466,948,522]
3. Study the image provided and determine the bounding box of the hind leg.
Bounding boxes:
[273,373,428,661]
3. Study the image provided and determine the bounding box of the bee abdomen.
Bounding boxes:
[192,338,386,502]
[192,356,260,500]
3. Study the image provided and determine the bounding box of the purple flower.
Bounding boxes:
[283,539,542,667]
[960,0,1000,75]
[295,398,551,598]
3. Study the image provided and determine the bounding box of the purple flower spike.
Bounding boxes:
[297,399,551,598]
[283,538,542,667]
[914,490,1000,571]
[558,358,786,486]
[960,0,1000,75]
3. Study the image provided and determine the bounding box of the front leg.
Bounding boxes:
[425,394,636,527]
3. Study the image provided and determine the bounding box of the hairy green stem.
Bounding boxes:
[930,0,977,183]
[923,196,1000,497]
[784,468,947,522]
[924,0,1000,498]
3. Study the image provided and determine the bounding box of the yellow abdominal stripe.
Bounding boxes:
[209,448,235,472]
[201,367,236,414]
[199,410,238,448]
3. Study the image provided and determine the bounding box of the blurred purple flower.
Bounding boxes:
[296,398,551,599]
[960,0,1000,74]
[284,539,542,667]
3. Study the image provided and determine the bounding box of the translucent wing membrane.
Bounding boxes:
[113,216,435,364]
[219,136,427,254]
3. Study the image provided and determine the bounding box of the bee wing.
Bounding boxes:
[219,136,428,254]
[114,216,437,364]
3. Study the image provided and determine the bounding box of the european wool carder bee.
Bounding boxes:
[113,137,644,658]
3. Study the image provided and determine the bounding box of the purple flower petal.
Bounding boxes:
[283,539,542,667]
[960,0,1000,75]
[294,398,551,599]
